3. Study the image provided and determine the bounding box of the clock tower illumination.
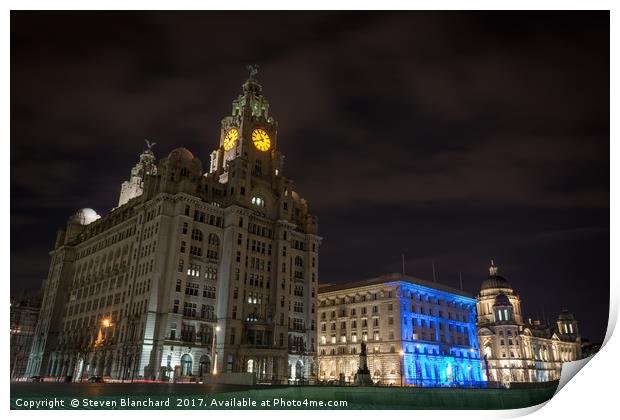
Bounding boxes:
[210,64,282,182]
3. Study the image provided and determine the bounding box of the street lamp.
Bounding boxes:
[211,325,220,375]
[99,318,112,378]
[399,349,405,387]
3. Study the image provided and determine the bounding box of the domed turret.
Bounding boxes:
[168,147,195,162]
[480,260,513,291]
[71,208,100,226]
[476,260,523,325]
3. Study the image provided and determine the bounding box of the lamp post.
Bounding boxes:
[211,325,220,375]
[100,318,112,378]
[399,349,405,387]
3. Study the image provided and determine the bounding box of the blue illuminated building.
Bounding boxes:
[398,281,485,386]
[317,273,486,387]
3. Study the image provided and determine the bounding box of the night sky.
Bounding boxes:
[11,12,609,343]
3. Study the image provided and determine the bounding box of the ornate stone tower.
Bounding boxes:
[476,261,523,325]
[556,310,580,340]
[117,140,157,207]
[209,64,283,184]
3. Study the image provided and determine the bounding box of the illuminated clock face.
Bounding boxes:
[223,128,239,151]
[251,128,271,152]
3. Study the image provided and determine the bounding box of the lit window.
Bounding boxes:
[251,196,265,207]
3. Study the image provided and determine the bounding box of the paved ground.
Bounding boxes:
[11,382,559,409]
[11,382,262,398]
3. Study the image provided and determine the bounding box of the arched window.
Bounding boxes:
[207,234,220,259]
[191,229,203,242]
[181,354,193,376]
[199,355,211,376]
[247,359,254,373]
[251,196,265,207]
[295,360,303,380]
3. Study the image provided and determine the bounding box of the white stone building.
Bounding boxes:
[476,261,581,385]
[25,69,320,384]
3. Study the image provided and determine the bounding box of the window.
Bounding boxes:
[204,266,217,280]
[185,282,199,296]
[183,302,198,317]
[251,196,265,207]
[207,234,219,259]
[181,354,192,376]
[187,264,200,277]
[191,229,203,241]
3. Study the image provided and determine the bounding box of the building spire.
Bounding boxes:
[246,63,259,78]
[489,259,498,276]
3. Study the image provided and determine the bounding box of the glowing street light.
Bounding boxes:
[211,325,221,375]
[399,349,405,387]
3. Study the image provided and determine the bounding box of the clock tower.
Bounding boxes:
[209,64,283,184]
[205,66,320,382]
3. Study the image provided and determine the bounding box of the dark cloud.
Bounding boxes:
[11,11,609,342]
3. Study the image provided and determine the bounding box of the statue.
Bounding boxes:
[354,340,373,386]
[246,64,259,78]
[145,139,156,151]
[483,354,490,382]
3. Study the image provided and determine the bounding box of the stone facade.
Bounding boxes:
[25,70,320,384]
[317,273,484,386]
[10,294,41,379]
[476,261,581,385]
